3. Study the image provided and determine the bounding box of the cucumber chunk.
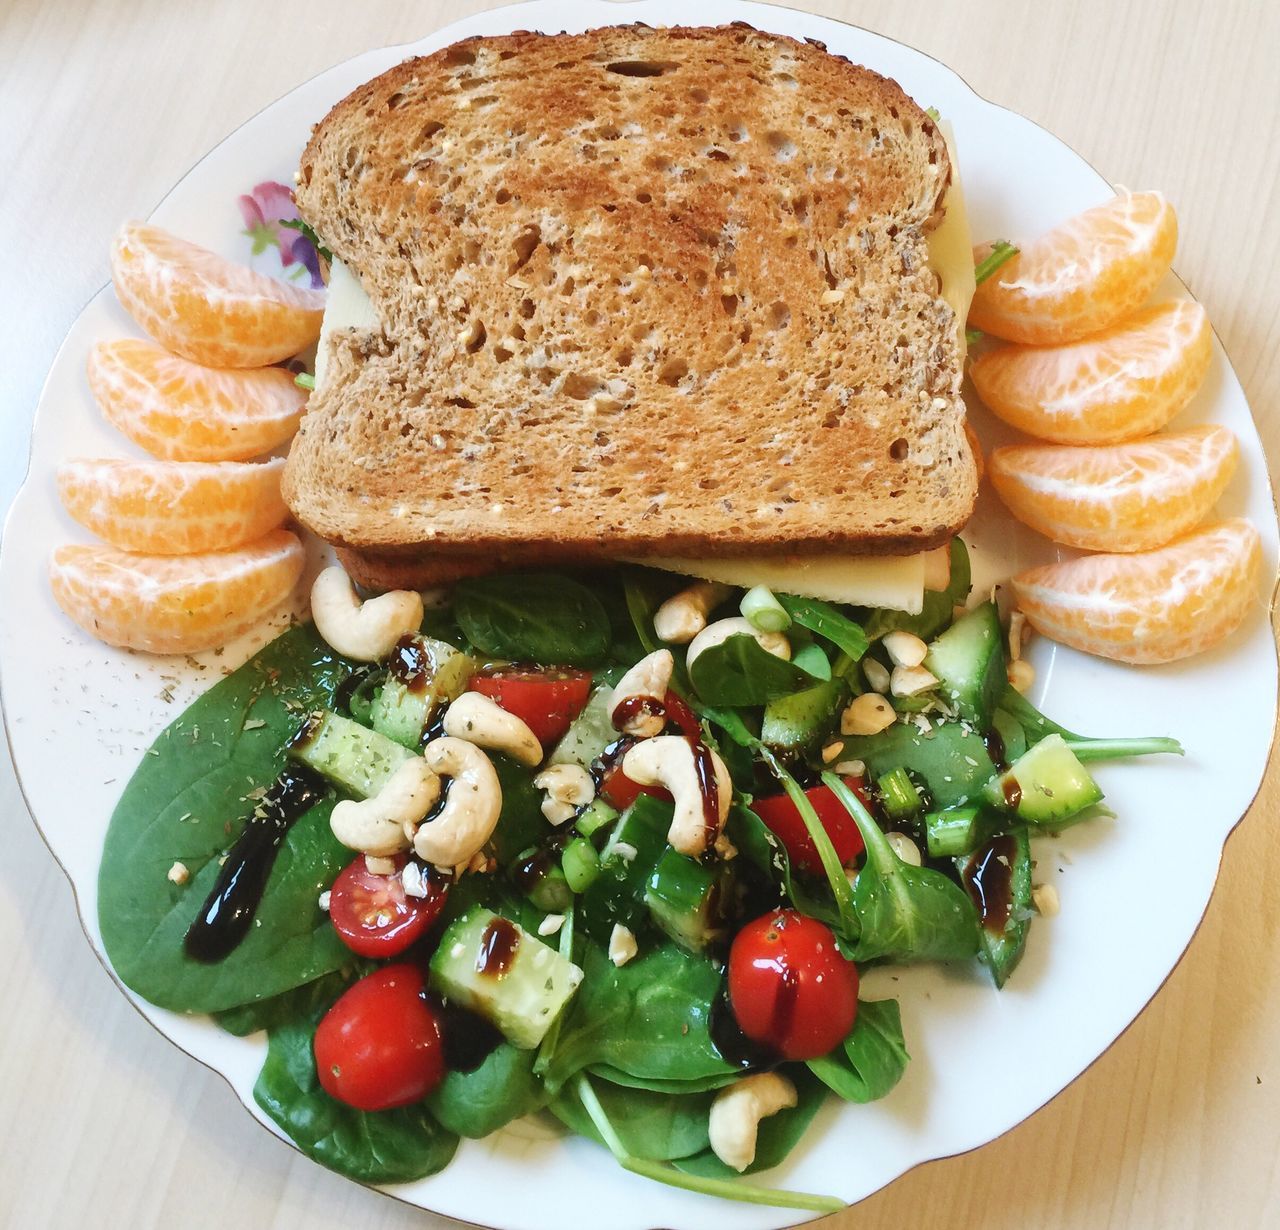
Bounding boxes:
[288,710,413,798]
[957,829,1033,988]
[645,848,723,953]
[924,806,991,858]
[983,734,1103,826]
[578,794,672,941]
[429,908,584,1049]
[924,602,1005,727]
[370,635,474,749]
[761,678,846,752]
[548,683,616,770]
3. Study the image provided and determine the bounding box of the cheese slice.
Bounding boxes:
[314,259,380,389]
[927,121,977,335]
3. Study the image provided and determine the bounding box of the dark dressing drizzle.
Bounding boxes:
[983,727,1008,773]
[709,980,780,1071]
[611,693,665,730]
[961,834,1017,933]
[690,738,721,844]
[475,916,520,978]
[425,993,505,1072]
[1001,775,1023,810]
[388,634,430,693]
[183,766,327,963]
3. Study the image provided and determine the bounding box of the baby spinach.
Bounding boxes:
[454,572,611,667]
[688,634,821,707]
[834,719,997,810]
[997,685,1183,762]
[823,773,979,964]
[98,624,358,1014]
[807,998,909,1103]
[776,595,868,661]
[428,1043,548,1138]
[550,1079,714,1161]
[864,538,972,642]
[213,967,358,1037]
[589,1065,739,1095]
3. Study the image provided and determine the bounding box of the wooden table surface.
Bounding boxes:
[2,1,1278,1226]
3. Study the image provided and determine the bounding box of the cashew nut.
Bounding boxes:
[443,691,543,766]
[708,1073,798,1172]
[533,763,596,825]
[621,735,732,857]
[310,566,424,662]
[654,581,732,643]
[686,616,791,672]
[413,737,503,868]
[609,648,674,738]
[330,757,441,857]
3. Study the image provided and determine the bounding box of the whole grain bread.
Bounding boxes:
[285,22,975,567]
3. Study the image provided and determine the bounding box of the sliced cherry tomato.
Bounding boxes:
[470,666,592,747]
[728,909,859,1060]
[328,855,448,958]
[597,744,672,811]
[661,690,702,739]
[314,964,445,1110]
[751,779,869,874]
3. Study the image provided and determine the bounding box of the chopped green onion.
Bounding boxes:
[294,371,316,390]
[562,837,601,894]
[876,768,921,823]
[924,807,983,858]
[740,585,792,633]
[974,241,1019,286]
[925,105,941,122]
[574,797,618,839]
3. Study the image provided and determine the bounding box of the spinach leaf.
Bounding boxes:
[255,1000,457,1183]
[777,595,868,661]
[673,1067,827,1177]
[807,999,908,1103]
[864,538,972,642]
[997,685,1182,762]
[589,1065,739,1095]
[833,719,997,810]
[823,773,979,964]
[98,624,357,1014]
[454,572,611,667]
[489,754,548,866]
[550,1079,714,1161]
[542,942,738,1092]
[688,634,821,707]
[213,967,358,1037]
[428,1043,548,1138]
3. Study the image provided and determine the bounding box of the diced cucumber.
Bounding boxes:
[548,684,616,770]
[836,720,996,810]
[288,710,412,798]
[761,678,846,752]
[983,733,1103,826]
[924,806,990,858]
[370,636,474,749]
[876,767,921,822]
[512,849,573,912]
[574,797,618,838]
[924,601,1005,727]
[644,848,722,953]
[956,829,1033,988]
[577,793,672,941]
[429,908,583,1049]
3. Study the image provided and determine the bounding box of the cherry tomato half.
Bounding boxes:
[751,779,868,874]
[728,909,859,1060]
[314,964,445,1110]
[328,855,448,958]
[470,666,593,747]
[598,753,671,811]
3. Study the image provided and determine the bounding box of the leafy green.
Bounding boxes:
[280,217,332,262]
[975,240,1020,285]
[454,572,611,667]
[823,773,980,964]
[833,718,997,810]
[97,624,357,1014]
[213,967,358,1037]
[776,594,868,661]
[807,999,909,1102]
[550,1079,714,1160]
[997,685,1182,762]
[726,805,843,934]
[688,633,821,707]
[865,538,972,642]
[588,1065,739,1094]
[428,1043,548,1138]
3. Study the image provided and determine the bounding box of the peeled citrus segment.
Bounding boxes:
[1011,519,1261,665]
[970,300,1211,444]
[87,338,306,461]
[969,191,1177,345]
[990,426,1238,554]
[49,529,304,655]
[110,222,325,367]
[57,457,288,555]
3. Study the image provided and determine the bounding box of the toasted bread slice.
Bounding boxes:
[286,23,975,562]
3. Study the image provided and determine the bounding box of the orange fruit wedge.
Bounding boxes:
[110,222,325,367]
[1011,519,1261,665]
[990,425,1238,553]
[88,338,307,461]
[970,300,1211,444]
[969,191,1177,345]
[49,529,304,655]
[57,457,288,555]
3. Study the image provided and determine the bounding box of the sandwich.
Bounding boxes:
[283,23,978,613]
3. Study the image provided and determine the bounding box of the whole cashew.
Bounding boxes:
[621,734,732,857]
[708,1073,798,1172]
[533,762,596,825]
[330,757,441,857]
[443,691,543,766]
[413,737,503,868]
[310,566,423,662]
[686,616,791,672]
[654,581,732,644]
[609,648,674,738]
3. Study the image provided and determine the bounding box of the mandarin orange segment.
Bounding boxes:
[970,300,1211,445]
[990,425,1238,553]
[57,457,288,555]
[110,222,325,367]
[1011,519,1261,665]
[969,191,1177,345]
[87,338,307,461]
[49,529,304,655]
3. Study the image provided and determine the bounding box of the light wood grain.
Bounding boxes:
[1,1,1278,1227]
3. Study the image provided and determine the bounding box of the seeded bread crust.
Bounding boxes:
[286,23,975,562]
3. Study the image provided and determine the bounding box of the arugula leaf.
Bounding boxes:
[864,538,972,642]
[454,572,611,667]
[687,633,821,706]
[428,1043,548,1138]
[550,1079,714,1161]
[776,594,868,661]
[807,999,909,1103]
[823,773,979,964]
[97,624,357,1014]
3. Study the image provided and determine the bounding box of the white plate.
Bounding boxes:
[3,2,1277,1228]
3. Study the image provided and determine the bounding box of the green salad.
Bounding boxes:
[97,547,1179,1211]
